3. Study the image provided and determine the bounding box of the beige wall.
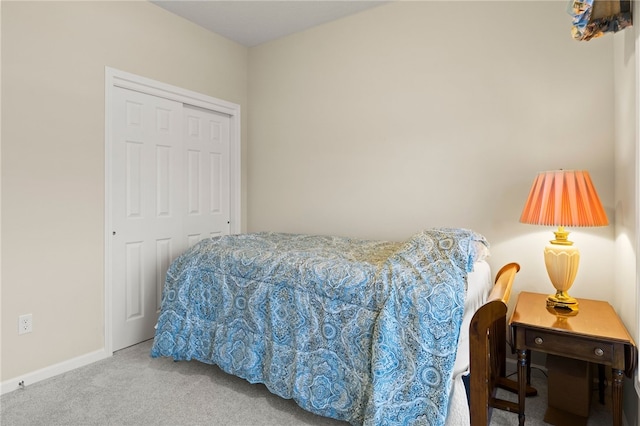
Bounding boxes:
[248,1,615,302]
[1,1,248,381]
[613,6,638,352]
[613,2,640,422]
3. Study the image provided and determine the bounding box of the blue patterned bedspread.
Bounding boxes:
[151,228,488,425]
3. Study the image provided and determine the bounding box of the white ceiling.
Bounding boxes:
[151,1,388,47]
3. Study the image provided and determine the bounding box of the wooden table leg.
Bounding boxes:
[526,349,532,386]
[612,368,624,426]
[598,364,605,404]
[517,349,527,425]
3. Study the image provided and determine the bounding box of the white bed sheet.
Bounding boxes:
[446,260,493,425]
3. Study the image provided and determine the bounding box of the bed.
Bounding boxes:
[150,228,519,425]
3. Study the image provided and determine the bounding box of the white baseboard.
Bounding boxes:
[0,348,111,395]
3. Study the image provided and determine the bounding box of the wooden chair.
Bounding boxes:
[469,262,531,426]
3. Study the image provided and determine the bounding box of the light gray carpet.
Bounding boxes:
[490,365,612,426]
[1,340,613,425]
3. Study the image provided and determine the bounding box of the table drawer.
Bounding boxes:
[525,329,613,363]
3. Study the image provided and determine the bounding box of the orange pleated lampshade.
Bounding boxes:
[520,170,608,227]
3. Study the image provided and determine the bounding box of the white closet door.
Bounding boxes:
[111,87,185,351]
[183,105,231,247]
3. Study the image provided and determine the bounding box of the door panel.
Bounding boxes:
[183,105,231,246]
[112,87,184,351]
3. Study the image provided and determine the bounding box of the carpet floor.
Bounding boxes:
[1,340,613,425]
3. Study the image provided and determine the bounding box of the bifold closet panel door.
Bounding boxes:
[183,105,231,248]
[111,87,185,351]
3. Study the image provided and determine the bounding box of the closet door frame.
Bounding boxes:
[104,66,241,355]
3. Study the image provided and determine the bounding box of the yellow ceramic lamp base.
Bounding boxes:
[544,240,580,312]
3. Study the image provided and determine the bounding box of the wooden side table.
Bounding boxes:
[510,291,637,426]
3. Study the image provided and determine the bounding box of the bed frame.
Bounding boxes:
[469,262,522,426]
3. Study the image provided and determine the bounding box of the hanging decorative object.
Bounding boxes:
[569,0,632,41]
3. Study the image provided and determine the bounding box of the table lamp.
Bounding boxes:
[520,170,608,312]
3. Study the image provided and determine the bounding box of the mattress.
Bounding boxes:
[448,260,493,425]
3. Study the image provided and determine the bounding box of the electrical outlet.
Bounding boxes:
[18,314,32,335]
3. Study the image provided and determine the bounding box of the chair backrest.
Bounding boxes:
[487,262,520,304]
[468,262,520,426]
